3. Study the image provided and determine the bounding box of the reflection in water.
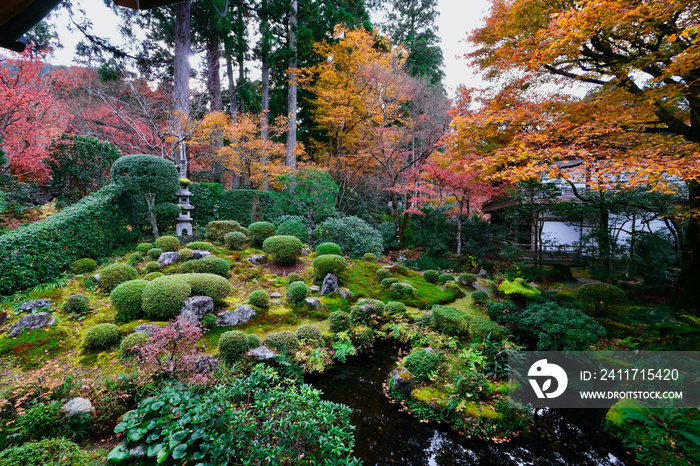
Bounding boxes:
[306,342,633,466]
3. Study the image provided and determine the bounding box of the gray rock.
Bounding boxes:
[17,299,53,313]
[398,254,407,262]
[248,345,276,360]
[320,273,338,296]
[8,312,55,337]
[424,347,435,353]
[194,355,219,373]
[392,368,414,393]
[157,251,180,267]
[63,397,93,418]
[473,282,490,294]
[133,324,160,336]
[246,254,267,265]
[92,273,100,282]
[217,305,256,327]
[337,287,353,299]
[478,268,488,278]
[180,296,214,321]
[309,285,320,293]
[270,292,282,298]
[128,445,146,459]
[304,297,322,309]
[192,250,212,260]
[301,248,310,256]
[271,300,281,306]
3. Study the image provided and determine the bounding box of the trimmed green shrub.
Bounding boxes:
[385,301,407,315]
[276,218,309,243]
[0,438,90,466]
[118,331,149,359]
[472,290,489,305]
[390,282,416,297]
[576,283,627,316]
[262,331,299,354]
[63,294,90,316]
[144,261,161,273]
[485,301,518,323]
[376,268,391,281]
[179,273,232,301]
[143,272,164,281]
[439,273,455,283]
[218,330,249,364]
[201,313,217,331]
[136,243,154,253]
[404,349,441,382]
[458,273,477,285]
[249,289,270,309]
[363,253,377,262]
[177,257,229,277]
[248,221,276,247]
[498,278,542,300]
[142,276,191,320]
[554,290,578,305]
[287,281,308,303]
[423,270,440,283]
[313,254,347,283]
[155,235,180,252]
[287,272,303,284]
[84,323,120,350]
[328,311,352,333]
[314,216,383,258]
[381,277,400,288]
[432,305,469,336]
[296,324,321,342]
[224,231,248,250]
[246,333,261,348]
[110,279,148,324]
[186,241,215,252]
[178,248,194,262]
[263,235,303,265]
[352,326,375,348]
[205,220,247,242]
[100,263,138,293]
[147,247,163,260]
[316,242,342,256]
[71,258,97,274]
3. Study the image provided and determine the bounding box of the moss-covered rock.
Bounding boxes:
[498,278,541,300]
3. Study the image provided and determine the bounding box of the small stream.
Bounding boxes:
[305,341,634,466]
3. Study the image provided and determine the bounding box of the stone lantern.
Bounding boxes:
[175,178,194,237]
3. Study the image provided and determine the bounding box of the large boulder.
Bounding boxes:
[320,273,338,296]
[132,324,160,336]
[17,299,53,313]
[248,345,275,361]
[192,250,212,260]
[8,312,55,337]
[63,397,94,419]
[337,287,353,299]
[179,296,214,321]
[246,254,267,265]
[217,305,256,327]
[392,368,414,393]
[157,251,180,267]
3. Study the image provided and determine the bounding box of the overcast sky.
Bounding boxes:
[50,0,492,99]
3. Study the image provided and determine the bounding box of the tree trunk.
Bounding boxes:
[307,209,315,247]
[226,56,237,123]
[206,35,225,184]
[673,180,700,313]
[173,0,191,178]
[286,0,298,169]
[145,193,159,239]
[260,0,270,190]
[456,204,463,256]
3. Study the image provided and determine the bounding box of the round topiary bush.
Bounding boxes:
[155,235,180,252]
[143,272,164,281]
[363,253,377,262]
[263,235,303,265]
[144,261,161,274]
[100,263,139,293]
[472,290,489,305]
[177,257,230,277]
[84,323,120,350]
[136,243,154,253]
[205,220,246,242]
[576,283,627,316]
[376,268,391,281]
[458,273,477,286]
[142,276,191,320]
[287,272,303,284]
[385,301,407,315]
[248,221,276,247]
[147,248,163,261]
[439,273,455,284]
[111,279,149,323]
[316,242,342,256]
[404,348,441,382]
[276,218,308,243]
[63,294,91,316]
[218,330,249,364]
[328,311,352,333]
[71,258,97,274]
[118,331,150,359]
[178,248,194,262]
[313,254,347,283]
[224,231,248,251]
[287,281,308,304]
[391,282,416,297]
[246,333,261,348]
[249,289,270,309]
[127,253,142,267]
[296,324,321,342]
[423,270,440,284]
[178,273,232,301]
[262,331,299,354]
[381,277,400,289]
[185,241,215,252]
[201,313,217,331]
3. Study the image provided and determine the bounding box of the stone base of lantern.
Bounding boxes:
[176,221,193,237]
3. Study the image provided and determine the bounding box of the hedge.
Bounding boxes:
[0,185,138,295]
[218,189,275,225]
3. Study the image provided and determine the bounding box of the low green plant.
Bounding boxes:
[144,261,161,273]
[472,290,489,305]
[453,368,492,400]
[70,258,97,274]
[0,437,90,466]
[423,270,440,283]
[136,243,154,253]
[155,235,180,252]
[458,273,477,285]
[376,268,391,281]
[287,281,308,303]
[84,323,120,350]
[224,231,248,250]
[178,248,194,262]
[352,325,375,348]
[143,272,164,281]
[296,324,321,342]
[439,273,455,283]
[385,301,407,315]
[316,242,342,256]
[147,247,163,260]
[263,235,303,265]
[313,254,347,283]
[248,221,276,247]
[205,220,246,242]
[576,282,627,316]
[246,333,261,348]
[63,294,90,316]
[287,272,303,284]
[381,277,400,288]
[263,331,299,354]
[201,313,217,331]
[404,349,441,382]
[142,276,191,320]
[118,331,150,359]
[328,311,352,333]
[100,263,138,293]
[218,330,250,363]
[185,241,215,252]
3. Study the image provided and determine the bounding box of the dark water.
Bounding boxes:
[305,342,635,466]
